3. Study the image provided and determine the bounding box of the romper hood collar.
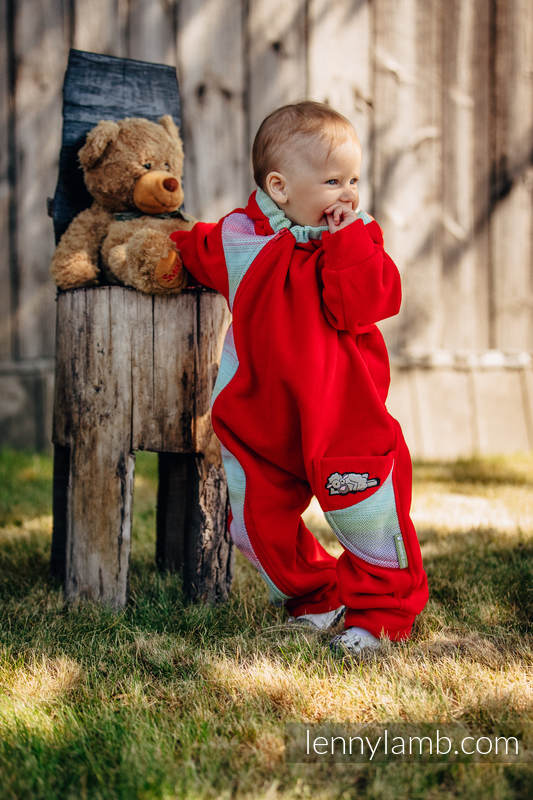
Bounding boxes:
[247,188,328,243]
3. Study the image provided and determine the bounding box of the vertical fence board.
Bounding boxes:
[441,0,491,350]
[307,0,373,212]
[127,0,176,65]
[491,0,533,350]
[0,0,12,359]
[246,0,307,191]
[72,0,127,55]
[13,0,66,359]
[373,0,442,355]
[177,0,246,221]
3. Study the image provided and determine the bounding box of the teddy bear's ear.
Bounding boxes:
[79,120,120,169]
[158,115,181,142]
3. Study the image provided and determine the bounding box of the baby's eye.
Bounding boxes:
[350,177,359,184]
[143,162,152,170]
[326,179,338,185]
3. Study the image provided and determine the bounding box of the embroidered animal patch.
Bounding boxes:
[326,471,380,496]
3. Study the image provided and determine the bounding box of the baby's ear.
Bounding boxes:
[79,120,120,169]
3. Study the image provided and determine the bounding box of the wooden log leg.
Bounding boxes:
[50,443,70,582]
[183,451,233,604]
[65,437,135,609]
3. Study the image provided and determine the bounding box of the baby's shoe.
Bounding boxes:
[287,605,345,631]
[329,626,383,656]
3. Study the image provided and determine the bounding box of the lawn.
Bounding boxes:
[0,448,531,799]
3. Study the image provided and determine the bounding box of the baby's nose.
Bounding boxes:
[340,185,357,202]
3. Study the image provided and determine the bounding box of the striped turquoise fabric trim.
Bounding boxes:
[211,324,239,405]
[221,212,276,310]
[221,443,291,604]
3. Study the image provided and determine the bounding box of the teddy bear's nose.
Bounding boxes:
[163,177,179,192]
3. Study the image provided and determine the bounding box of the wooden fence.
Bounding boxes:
[0,0,532,457]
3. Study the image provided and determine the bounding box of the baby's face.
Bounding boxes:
[267,133,362,228]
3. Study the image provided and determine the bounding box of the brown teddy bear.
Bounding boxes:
[51,115,192,293]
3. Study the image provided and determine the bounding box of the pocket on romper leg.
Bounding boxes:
[313,453,408,570]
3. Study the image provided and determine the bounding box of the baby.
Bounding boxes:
[170,101,428,656]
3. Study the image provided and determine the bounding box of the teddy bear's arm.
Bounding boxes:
[51,205,112,290]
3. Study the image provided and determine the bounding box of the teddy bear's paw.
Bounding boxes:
[51,255,99,290]
[154,249,185,290]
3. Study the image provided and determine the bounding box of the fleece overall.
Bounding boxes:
[170,188,428,639]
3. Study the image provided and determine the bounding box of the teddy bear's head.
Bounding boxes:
[78,115,185,214]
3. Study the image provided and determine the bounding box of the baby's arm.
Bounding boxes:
[320,218,401,333]
[170,220,229,299]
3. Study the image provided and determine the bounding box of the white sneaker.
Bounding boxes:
[287,605,345,631]
[330,626,383,655]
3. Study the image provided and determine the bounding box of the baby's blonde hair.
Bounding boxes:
[252,101,356,189]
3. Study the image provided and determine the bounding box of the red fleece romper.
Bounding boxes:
[171,189,428,640]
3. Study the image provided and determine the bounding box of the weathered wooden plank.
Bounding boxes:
[472,368,530,454]
[149,292,197,451]
[246,0,307,191]
[177,0,246,220]
[0,372,38,449]
[412,368,476,460]
[72,0,127,55]
[195,291,232,454]
[127,0,176,65]
[441,0,491,350]
[307,0,373,211]
[13,0,67,359]
[56,289,134,606]
[387,365,420,457]
[0,0,12,360]
[491,0,533,350]
[373,0,442,356]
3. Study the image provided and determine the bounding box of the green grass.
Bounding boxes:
[0,448,531,799]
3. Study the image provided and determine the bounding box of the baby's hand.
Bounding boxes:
[324,202,360,233]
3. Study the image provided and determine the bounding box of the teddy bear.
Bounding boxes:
[51,115,193,294]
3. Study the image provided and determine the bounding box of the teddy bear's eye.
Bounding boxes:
[164,162,170,170]
[143,162,152,170]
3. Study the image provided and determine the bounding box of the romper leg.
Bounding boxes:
[312,419,428,640]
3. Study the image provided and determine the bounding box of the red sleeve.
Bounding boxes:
[320,219,401,334]
[170,220,229,300]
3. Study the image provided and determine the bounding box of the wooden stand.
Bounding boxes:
[50,286,233,608]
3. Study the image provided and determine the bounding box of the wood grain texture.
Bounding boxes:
[373,0,443,355]
[473,368,530,453]
[307,0,373,212]
[72,0,127,55]
[246,0,307,192]
[13,0,66,359]
[491,0,533,349]
[127,0,176,65]
[441,0,491,350]
[177,0,247,220]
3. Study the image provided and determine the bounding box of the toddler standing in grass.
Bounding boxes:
[170,101,428,655]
